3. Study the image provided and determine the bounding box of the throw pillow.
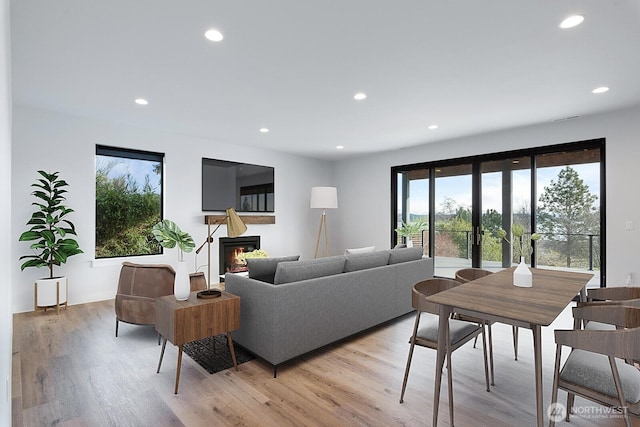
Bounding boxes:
[344,246,376,255]
[247,255,300,283]
[388,246,424,264]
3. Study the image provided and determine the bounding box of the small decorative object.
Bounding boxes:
[395,220,427,248]
[236,249,269,266]
[19,171,83,312]
[152,219,195,301]
[513,257,533,287]
[497,224,541,287]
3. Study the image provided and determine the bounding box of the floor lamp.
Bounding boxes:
[195,207,247,298]
[310,186,338,258]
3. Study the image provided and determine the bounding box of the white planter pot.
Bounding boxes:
[34,276,68,313]
[174,261,190,301]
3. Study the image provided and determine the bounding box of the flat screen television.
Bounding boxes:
[202,158,274,212]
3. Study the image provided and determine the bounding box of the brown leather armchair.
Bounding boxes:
[115,262,175,337]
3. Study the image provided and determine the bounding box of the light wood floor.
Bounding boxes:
[12,300,639,427]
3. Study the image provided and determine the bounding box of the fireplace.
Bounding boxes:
[219,236,261,275]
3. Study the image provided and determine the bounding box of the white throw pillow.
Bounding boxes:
[344,246,375,255]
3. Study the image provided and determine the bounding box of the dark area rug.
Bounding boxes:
[182,335,254,374]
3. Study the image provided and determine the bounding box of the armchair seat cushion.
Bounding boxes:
[560,349,640,404]
[417,314,482,346]
[584,320,616,331]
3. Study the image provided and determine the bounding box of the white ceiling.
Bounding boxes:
[10,1,640,160]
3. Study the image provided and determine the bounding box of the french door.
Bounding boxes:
[392,139,604,286]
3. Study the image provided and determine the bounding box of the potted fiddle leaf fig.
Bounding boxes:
[152,219,195,300]
[19,171,83,312]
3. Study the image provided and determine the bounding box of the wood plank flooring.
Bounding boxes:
[12,299,639,426]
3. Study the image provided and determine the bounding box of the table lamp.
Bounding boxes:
[195,207,248,298]
[310,186,338,258]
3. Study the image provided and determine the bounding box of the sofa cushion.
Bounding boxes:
[388,246,424,264]
[247,255,300,283]
[274,255,346,285]
[344,251,391,272]
[344,246,376,255]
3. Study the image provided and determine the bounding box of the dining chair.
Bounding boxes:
[582,287,640,330]
[549,305,640,427]
[399,278,490,426]
[455,268,514,382]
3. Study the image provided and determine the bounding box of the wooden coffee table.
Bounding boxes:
[155,290,240,393]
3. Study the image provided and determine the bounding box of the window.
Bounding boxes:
[240,183,274,212]
[95,146,164,258]
[392,139,604,285]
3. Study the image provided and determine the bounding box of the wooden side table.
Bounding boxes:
[155,290,240,394]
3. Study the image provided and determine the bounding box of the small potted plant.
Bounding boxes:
[395,220,427,247]
[19,171,83,312]
[152,219,195,300]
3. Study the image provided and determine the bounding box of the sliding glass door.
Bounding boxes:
[392,139,604,285]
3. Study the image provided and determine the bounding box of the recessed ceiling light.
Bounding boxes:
[428,124,438,130]
[259,128,269,133]
[560,15,584,29]
[134,98,148,105]
[205,29,224,42]
[354,92,367,101]
[336,145,344,150]
[592,86,609,94]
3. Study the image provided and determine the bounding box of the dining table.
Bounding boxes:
[425,266,593,427]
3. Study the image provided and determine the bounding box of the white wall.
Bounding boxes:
[333,105,640,286]
[11,106,335,313]
[1,0,12,423]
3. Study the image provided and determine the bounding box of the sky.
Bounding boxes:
[96,155,162,194]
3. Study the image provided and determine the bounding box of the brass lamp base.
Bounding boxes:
[196,289,221,299]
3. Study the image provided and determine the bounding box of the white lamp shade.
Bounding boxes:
[310,186,338,209]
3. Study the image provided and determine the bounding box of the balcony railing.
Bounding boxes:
[403,230,600,271]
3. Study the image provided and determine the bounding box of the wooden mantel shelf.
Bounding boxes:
[204,214,275,225]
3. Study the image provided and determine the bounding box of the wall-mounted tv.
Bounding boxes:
[202,158,274,212]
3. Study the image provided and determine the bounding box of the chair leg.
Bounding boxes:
[115,318,119,337]
[473,335,478,348]
[608,355,632,427]
[400,311,421,403]
[512,326,519,360]
[479,324,490,392]
[549,343,562,427]
[566,393,575,421]
[487,323,495,386]
[446,325,454,427]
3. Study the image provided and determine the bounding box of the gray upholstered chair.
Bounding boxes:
[400,278,490,426]
[549,305,640,427]
[115,262,175,337]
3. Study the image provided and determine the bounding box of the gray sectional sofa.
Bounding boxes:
[224,247,434,376]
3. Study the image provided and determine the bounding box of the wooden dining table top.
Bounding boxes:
[426,267,594,326]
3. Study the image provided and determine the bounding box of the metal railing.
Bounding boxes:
[404,230,600,271]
